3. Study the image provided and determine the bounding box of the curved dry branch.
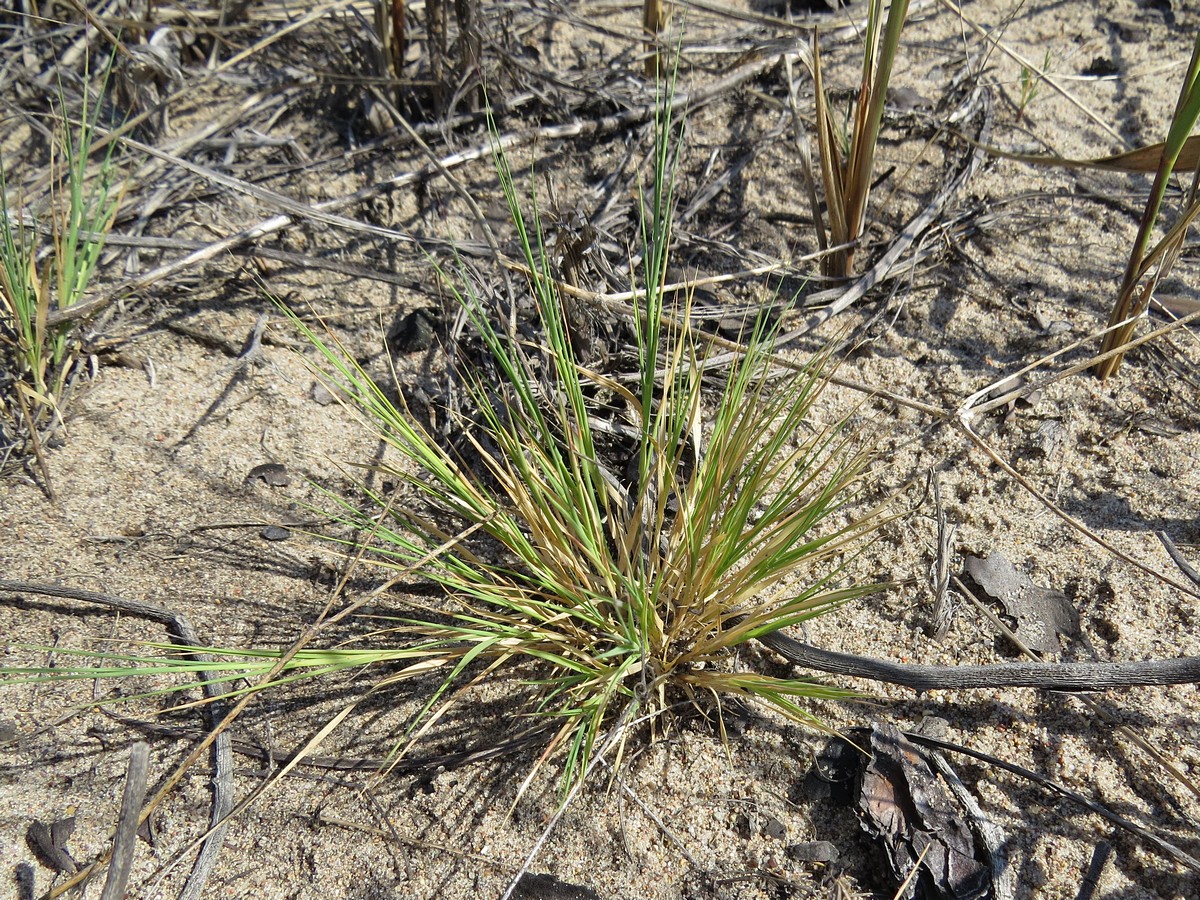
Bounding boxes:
[756,627,1200,693]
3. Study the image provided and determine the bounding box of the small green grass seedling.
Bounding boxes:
[0,64,123,440]
[1017,50,1052,121]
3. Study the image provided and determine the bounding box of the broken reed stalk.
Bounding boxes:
[456,0,482,111]
[810,0,911,278]
[427,0,448,113]
[1095,33,1200,380]
[643,0,666,78]
[419,0,481,114]
[374,0,406,108]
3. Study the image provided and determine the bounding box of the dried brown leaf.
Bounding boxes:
[963,552,1080,655]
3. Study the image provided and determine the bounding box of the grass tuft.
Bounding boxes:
[0,61,124,451]
[805,0,911,279]
[1,80,895,795]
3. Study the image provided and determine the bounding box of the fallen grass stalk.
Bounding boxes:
[99,742,149,900]
[955,415,1200,602]
[962,308,1200,419]
[0,495,473,897]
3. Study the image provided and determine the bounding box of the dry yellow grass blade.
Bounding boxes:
[965,134,1200,174]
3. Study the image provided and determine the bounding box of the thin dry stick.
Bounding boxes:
[360,83,509,286]
[1075,841,1113,900]
[146,697,362,894]
[1158,532,1200,589]
[956,415,1200,603]
[104,707,553,774]
[613,773,703,873]
[119,135,429,247]
[785,52,829,259]
[928,474,955,639]
[960,309,1200,419]
[98,742,149,900]
[317,809,499,864]
[22,1,358,199]
[60,0,135,63]
[499,708,637,900]
[85,230,427,287]
[938,0,1127,146]
[923,746,1015,900]
[11,386,56,503]
[892,844,933,899]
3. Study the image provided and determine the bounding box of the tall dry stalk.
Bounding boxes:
[372,0,480,117]
[808,0,910,279]
[373,0,406,109]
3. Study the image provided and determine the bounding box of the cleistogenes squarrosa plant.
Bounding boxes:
[2,81,895,799]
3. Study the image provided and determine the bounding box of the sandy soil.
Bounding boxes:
[2,1,1200,898]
